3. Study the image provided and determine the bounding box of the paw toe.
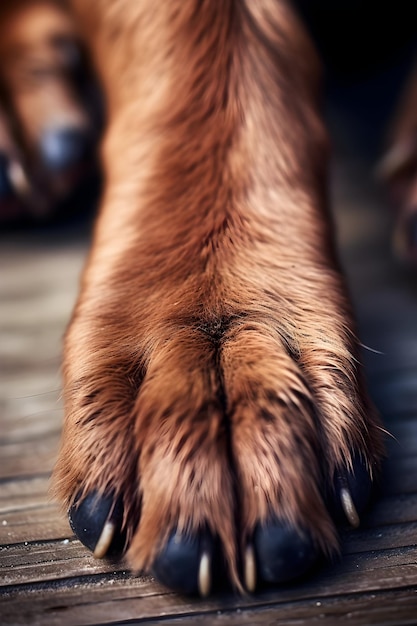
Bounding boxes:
[152,532,213,596]
[68,491,125,558]
[253,520,318,585]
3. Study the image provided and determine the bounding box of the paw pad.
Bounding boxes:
[252,520,318,586]
[152,531,214,597]
[68,491,126,558]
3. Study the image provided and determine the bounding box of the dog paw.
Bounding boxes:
[53,304,383,595]
[0,0,101,223]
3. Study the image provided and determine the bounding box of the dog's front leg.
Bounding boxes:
[54,0,383,595]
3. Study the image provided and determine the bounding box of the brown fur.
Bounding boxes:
[4,0,385,590]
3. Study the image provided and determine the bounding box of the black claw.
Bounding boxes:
[68,490,125,556]
[254,520,318,584]
[0,154,13,199]
[333,455,372,523]
[152,531,213,595]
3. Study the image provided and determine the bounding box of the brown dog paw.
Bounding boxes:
[51,0,384,596]
[53,305,382,595]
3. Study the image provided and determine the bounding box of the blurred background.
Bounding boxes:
[297,0,417,153]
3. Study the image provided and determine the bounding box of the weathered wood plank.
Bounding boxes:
[0,504,69,545]
[147,589,417,626]
[1,515,416,588]
[341,521,417,553]
[0,437,58,479]
[0,398,62,445]
[364,492,417,526]
[1,548,417,625]
[0,476,51,508]
[0,540,129,586]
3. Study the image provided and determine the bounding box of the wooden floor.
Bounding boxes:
[1,124,417,624]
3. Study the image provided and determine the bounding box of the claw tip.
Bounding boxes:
[198,551,211,597]
[93,520,116,558]
[340,487,360,528]
[244,544,256,592]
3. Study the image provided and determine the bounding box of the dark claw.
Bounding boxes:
[333,455,372,526]
[152,531,213,596]
[253,520,318,584]
[68,490,125,557]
